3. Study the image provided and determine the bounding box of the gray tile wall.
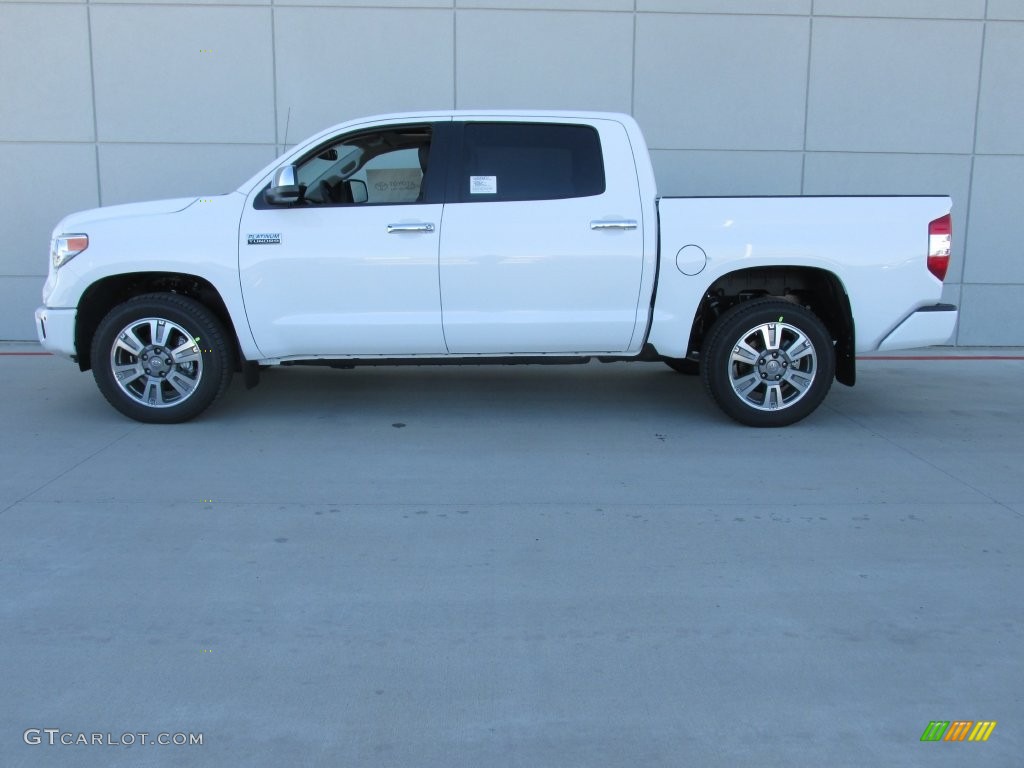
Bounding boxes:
[0,0,1019,345]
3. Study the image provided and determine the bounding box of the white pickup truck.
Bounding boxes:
[36,110,956,427]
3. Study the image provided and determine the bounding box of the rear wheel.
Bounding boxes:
[701,298,834,427]
[91,293,233,423]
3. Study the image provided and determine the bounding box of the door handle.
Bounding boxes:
[590,219,638,230]
[387,222,435,234]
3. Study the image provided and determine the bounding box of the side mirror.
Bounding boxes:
[347,179,368,204]
[263,165,302,205]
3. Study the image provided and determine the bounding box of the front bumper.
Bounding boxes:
[877,304,958,351]
[35,306,77,360]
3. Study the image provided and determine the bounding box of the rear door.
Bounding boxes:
[438,119,645,354]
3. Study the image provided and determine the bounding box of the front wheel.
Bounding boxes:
[91,293,233,423]
[701,299,835,427]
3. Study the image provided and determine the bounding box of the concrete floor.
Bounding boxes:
[1,347,1021,767]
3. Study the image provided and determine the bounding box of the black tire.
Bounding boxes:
[91,293,233,423]
[700,298,834,427]
[663,357,699,375]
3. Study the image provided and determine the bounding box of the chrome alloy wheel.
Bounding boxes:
[109,317,203,408]
[728,321,818,412]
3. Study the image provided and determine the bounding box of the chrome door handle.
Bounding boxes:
[387,222,435,234]
[590,219,638,230]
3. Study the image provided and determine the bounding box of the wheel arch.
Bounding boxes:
[685,265,856,386]
[75,272,239,372]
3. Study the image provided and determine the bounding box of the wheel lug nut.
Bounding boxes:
[772,352,778,358]
[761,373,767,379]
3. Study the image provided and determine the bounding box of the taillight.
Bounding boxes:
[928,213,951,282]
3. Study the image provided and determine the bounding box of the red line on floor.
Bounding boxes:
[857,355,1024,361]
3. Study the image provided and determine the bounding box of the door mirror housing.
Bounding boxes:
[263,165,303,205]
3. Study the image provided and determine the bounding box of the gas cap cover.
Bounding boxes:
[675,244,708,276]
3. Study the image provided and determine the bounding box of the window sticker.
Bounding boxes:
[470,176,497,195]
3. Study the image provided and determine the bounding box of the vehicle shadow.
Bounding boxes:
[216,360,724,426]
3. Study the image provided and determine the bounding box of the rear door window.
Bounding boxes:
[458,122,605,203]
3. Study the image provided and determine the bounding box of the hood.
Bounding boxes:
[53,197,201,234]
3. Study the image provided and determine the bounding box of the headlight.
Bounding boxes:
[51,234,88,269]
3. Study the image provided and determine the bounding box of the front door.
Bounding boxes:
[239,123,447,359]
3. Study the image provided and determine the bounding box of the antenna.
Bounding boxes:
[282,106,291,151]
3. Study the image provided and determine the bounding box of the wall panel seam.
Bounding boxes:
[629,0,636,116]
[85,2,102,206]
[959,2,989,343]
[270,2,280,151]
[961,282,1024,287]
[800,13,814,194]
